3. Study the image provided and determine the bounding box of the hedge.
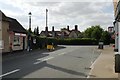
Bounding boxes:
[30,36,57,49]
[30,37,99,49]
[57,38,98,45]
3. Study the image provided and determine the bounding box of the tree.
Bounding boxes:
[100,31,111,45]
[91,25,103,41]
[84,25,103,41]
[34,28,37,35]
[34,26,39,36]
[36,26,39,36]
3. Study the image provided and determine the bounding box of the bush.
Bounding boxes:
[30,36,98,49]
[57,38,98,45]
[31,36,57,49]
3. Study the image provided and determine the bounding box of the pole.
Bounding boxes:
[28,12,32,52]
[46,9,48,27]
[29,15,31,30]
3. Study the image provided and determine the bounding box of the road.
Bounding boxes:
[2,45,101,79]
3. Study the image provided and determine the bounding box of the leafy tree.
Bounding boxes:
[78,32,84,38]
[91,25,103,41]
[84,25,103,41]
[100,31,111,45]
[34,28,37,35]
[34,26,39,36]
[36,26,39,36]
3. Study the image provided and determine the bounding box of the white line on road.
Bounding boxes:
[0,69,20,78]
[42,57,54,61]
[34,57,54,64]
[57,52,66,56]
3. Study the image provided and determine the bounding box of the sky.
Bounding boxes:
[0,0,115,33]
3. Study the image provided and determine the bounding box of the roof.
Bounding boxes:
[0,10,27,34]
[70,30,81,35]
[8,17,27,34]
[40,31,62,37]
[0,10,10,22]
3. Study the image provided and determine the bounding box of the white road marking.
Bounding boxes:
[57,52,66,56]
[34,57,54,64]
[35,49,75,64]
[42,57,54,61]
[33,61,42,64]
[0,69,20,77]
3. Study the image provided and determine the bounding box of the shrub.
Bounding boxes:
[57,38,98,45]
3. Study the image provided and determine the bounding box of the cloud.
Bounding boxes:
[0,1,114,32]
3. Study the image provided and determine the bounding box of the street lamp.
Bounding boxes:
[27,12,32,52]
[46,9,48,28]
[29,12,32,32]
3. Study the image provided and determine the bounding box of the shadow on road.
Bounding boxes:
[2,46,66,62]
[3,61,87,79]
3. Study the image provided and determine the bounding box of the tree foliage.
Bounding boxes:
[100,31,111,44]
[34,26,39,36]
[84,25,103,41]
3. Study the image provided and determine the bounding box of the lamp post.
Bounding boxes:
[27,12,32,52]
[45,9,48,36]
[46,9,48,27]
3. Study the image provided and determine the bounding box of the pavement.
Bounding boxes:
[88,45,118,78]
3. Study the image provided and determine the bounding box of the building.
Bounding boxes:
[108,26,114,33]
[113,0,120,76]
[0,11,27,53]
[40,25,81,38]
[113,0,119,52]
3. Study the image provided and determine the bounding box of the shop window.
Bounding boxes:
[13,36,20,46]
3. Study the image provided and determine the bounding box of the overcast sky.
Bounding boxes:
[0,0,114,32]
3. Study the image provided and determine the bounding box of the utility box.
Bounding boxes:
[98,42,104,49]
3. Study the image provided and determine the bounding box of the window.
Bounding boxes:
[13,36,20,46]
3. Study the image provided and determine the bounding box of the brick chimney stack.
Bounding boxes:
[52,26,54,32]
[67,25,69,31]
[75,25,78,31]
[45,27,48,31]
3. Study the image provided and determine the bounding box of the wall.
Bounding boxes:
[2,21,10,52]
[113,0,119,16]
[12,33,27,51]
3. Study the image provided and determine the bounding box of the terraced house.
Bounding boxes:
[0,11,27,53]
[40,25,81,38]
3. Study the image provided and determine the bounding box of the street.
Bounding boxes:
[2,45,101,78]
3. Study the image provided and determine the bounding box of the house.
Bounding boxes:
[69,25,81,38]
[0,11,27,53]
[40,25,81,39]
[108,26,114,34]
[40,26,62,38]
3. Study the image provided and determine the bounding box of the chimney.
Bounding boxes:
[75,25,78,31]
[67,25,69,31]
[45,27,48,31]
[52,26,54,32]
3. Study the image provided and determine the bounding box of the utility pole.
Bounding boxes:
[46,9,48,27]
[27,12,32,52]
